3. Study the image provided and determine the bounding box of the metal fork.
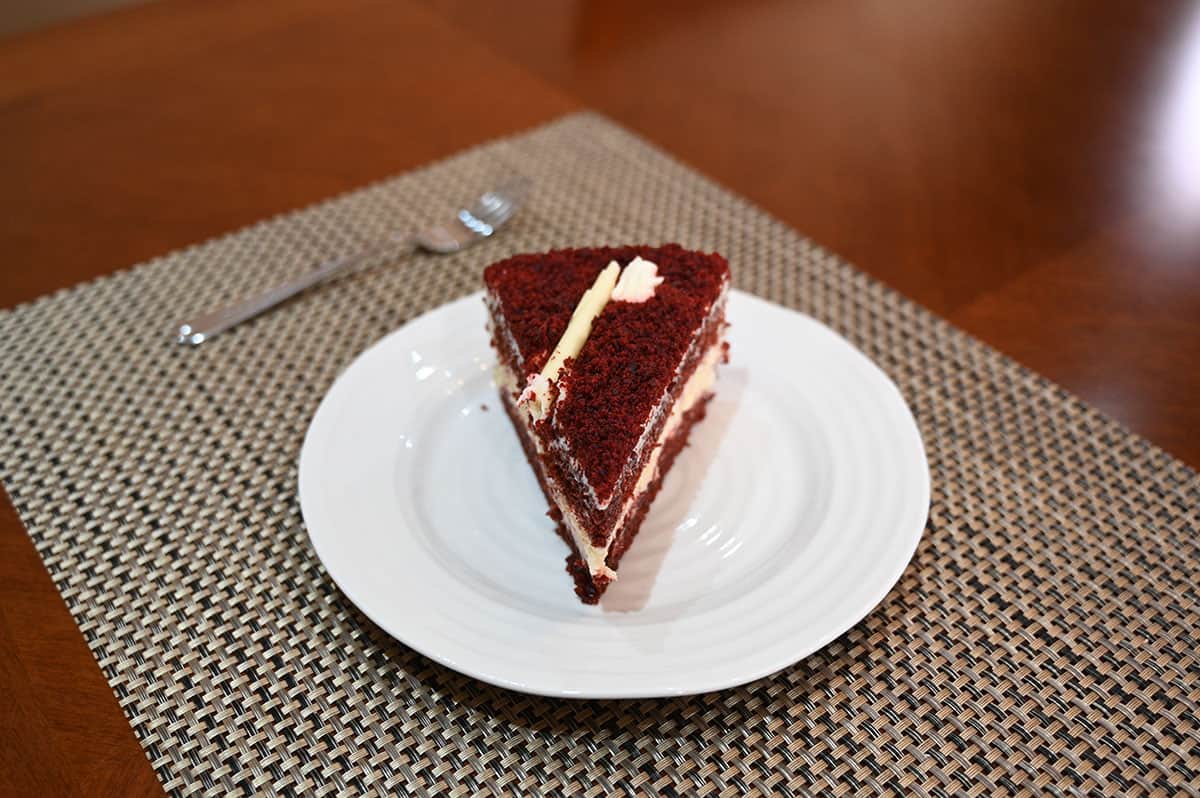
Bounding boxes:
[175,177,530,345]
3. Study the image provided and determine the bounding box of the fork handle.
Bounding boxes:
[175,238,407,345]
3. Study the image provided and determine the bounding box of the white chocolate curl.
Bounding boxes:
[519,262,620,419]
[611,256,664,303]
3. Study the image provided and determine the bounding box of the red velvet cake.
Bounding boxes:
[484,244,731,603]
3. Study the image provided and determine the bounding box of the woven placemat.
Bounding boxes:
[1,112,1197,796]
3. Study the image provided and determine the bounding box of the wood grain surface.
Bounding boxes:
[2,0,1197,793]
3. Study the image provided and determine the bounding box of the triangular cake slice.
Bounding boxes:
[484,245,731,602]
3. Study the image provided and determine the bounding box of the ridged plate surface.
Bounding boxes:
[299,290,929,698]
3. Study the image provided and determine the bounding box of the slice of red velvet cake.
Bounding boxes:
[484,244,730,603]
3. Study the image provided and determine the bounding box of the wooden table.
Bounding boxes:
[2,0,1197,792]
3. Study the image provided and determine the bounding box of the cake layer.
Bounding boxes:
[500,371,717,603]
[496,332,725,587]
[565,395,713,603]
[489,286,727,544]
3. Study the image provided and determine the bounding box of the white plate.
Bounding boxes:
[299,290,929,698]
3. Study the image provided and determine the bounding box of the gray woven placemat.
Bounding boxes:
[1,112,1197,796]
